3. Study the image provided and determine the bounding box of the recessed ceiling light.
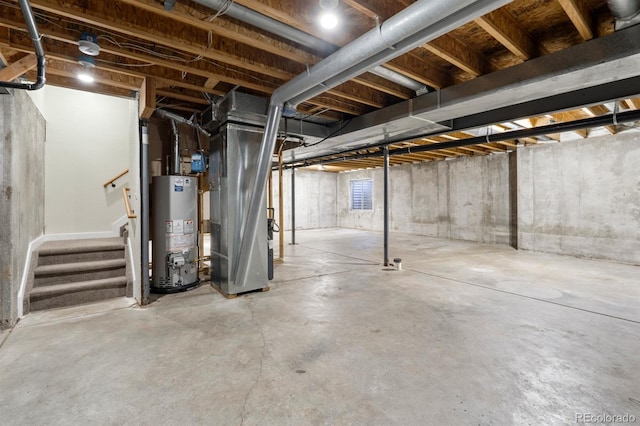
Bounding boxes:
[319,11,338,29]
[77,72,95,83]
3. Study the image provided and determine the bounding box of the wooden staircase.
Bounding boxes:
[26,238,131,313]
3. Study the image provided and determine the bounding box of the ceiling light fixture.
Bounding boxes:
[318,0,340,30]
[77,54,96,84]
[77,32,99,84]
[77,72,95,84]
[319,11,338,29]
[78,32,100,56]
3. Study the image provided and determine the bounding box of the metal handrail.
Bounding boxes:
[122,187,136,219]
[103,169,129,188]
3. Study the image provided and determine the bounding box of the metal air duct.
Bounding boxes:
[233,0,511,289]
[608,0,640,29]
[281,0,512,107]
[169,119,181,175]
[190,0,428,93]
[0,0,45,90]
[282,23,640,163]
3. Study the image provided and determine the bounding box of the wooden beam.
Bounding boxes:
[204,78,219,89]
[119,0,318,65]
[46,58,143,90]
[385,56,451,89]
[585,105,617,134]
[21,0,390,111]
[423,35,486,76]
[475,9,544,60]
[2,32,224,100]
[620,100,632,110]
[0,19,366,116]
[156,102,200,113]
[27,0,293,79]
[531,116,564,140]
[27,71,135,98]
[0,53,36,82]
[438,134,491,153]
[129,0,411,99]
[550,110,590,137]
[156,89,209,105]
[627,98,640,110]
[140,77,156,119]
[356,72,411,99]
[154,77,224,97]
[342,0,379,20]
[557,0,594,41]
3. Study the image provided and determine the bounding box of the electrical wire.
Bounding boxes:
[96,59,155,67]
[96,34,280,87]
[304,118,353,147]
[204,0,235,22]
[0,0,281,88]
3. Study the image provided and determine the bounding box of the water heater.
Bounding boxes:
[151,175,199,293]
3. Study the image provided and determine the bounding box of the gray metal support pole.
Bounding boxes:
[230,0,509,287]
[383,145,390,266]
[291,166,296,245]
[508,147,519,250]
[140,123,150,305]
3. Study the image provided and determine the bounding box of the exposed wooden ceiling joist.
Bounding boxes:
[0,0,626,172]
[557,0,594,40]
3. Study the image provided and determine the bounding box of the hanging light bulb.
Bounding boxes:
[77,54,96,84]
[76,33,99,84]
[319,12,338,29]
[77,72,95,84]
[318,0,340,30]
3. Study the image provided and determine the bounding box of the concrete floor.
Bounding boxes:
[1,229,639,425]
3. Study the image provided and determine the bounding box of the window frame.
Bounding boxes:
[350,178,373,211]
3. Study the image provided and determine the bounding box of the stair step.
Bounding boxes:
[38,238,125,266]
[29,277,128,311]
[34,259,126,287]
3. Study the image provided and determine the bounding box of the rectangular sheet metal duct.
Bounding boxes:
[234,0,512,288]
[283,24,640,163]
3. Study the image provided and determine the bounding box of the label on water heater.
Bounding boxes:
[184,220,194,234]
[184,178,191,187]
[165,220,173,233]
[173,219,184,234]
[167,234,193,251]
[174,177,184,192]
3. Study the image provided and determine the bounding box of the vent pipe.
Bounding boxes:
[608,0,640,29]
[0,0,45,90]
[155,109,211,137]
[280,0,512,107]
[169,119,181,175]
[232,0,511,289]
[190,0,428,93]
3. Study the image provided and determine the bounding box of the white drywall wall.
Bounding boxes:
[28,86,138,234]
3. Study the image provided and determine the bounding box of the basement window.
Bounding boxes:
[350,179,373,211]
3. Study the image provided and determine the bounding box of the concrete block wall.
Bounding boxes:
[0,90,46,329]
